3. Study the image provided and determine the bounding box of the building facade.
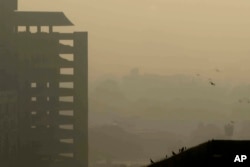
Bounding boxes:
[0,0,88,167]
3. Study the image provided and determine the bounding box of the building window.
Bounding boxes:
[31,97,37,101]
[60,68,74,75]
[59,82,74,89]
[59,54,74,61]
[17,26,26,32]
[59,40,74,47]
[59,124,74,130]
[31,111,37,115]
[59,110,74,116]
[59,96,74,102]
[31,82,37,88]
[30,26,38,33]
[41,26,49,33]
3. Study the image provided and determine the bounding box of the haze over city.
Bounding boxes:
[17,0,250,166]
[20,0,250,83]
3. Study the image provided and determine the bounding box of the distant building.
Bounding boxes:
[0,0,88,167]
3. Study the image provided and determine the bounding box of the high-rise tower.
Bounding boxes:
[0,1,88,167]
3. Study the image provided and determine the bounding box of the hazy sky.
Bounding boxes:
[19,0,250,84]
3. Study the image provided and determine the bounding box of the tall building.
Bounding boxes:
[0,0,88,167]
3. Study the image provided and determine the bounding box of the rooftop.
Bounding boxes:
[14,11,74,26]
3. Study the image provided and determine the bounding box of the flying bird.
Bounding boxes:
[209,81,216,86]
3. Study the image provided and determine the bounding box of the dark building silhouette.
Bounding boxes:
[0,0,88,167]
[147,140,250,167]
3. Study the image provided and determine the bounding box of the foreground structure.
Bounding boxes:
[0,0,88,167]
[147,140,250,167]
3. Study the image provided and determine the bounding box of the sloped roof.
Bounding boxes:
[14,11,74,26]
[148,140,250,167]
